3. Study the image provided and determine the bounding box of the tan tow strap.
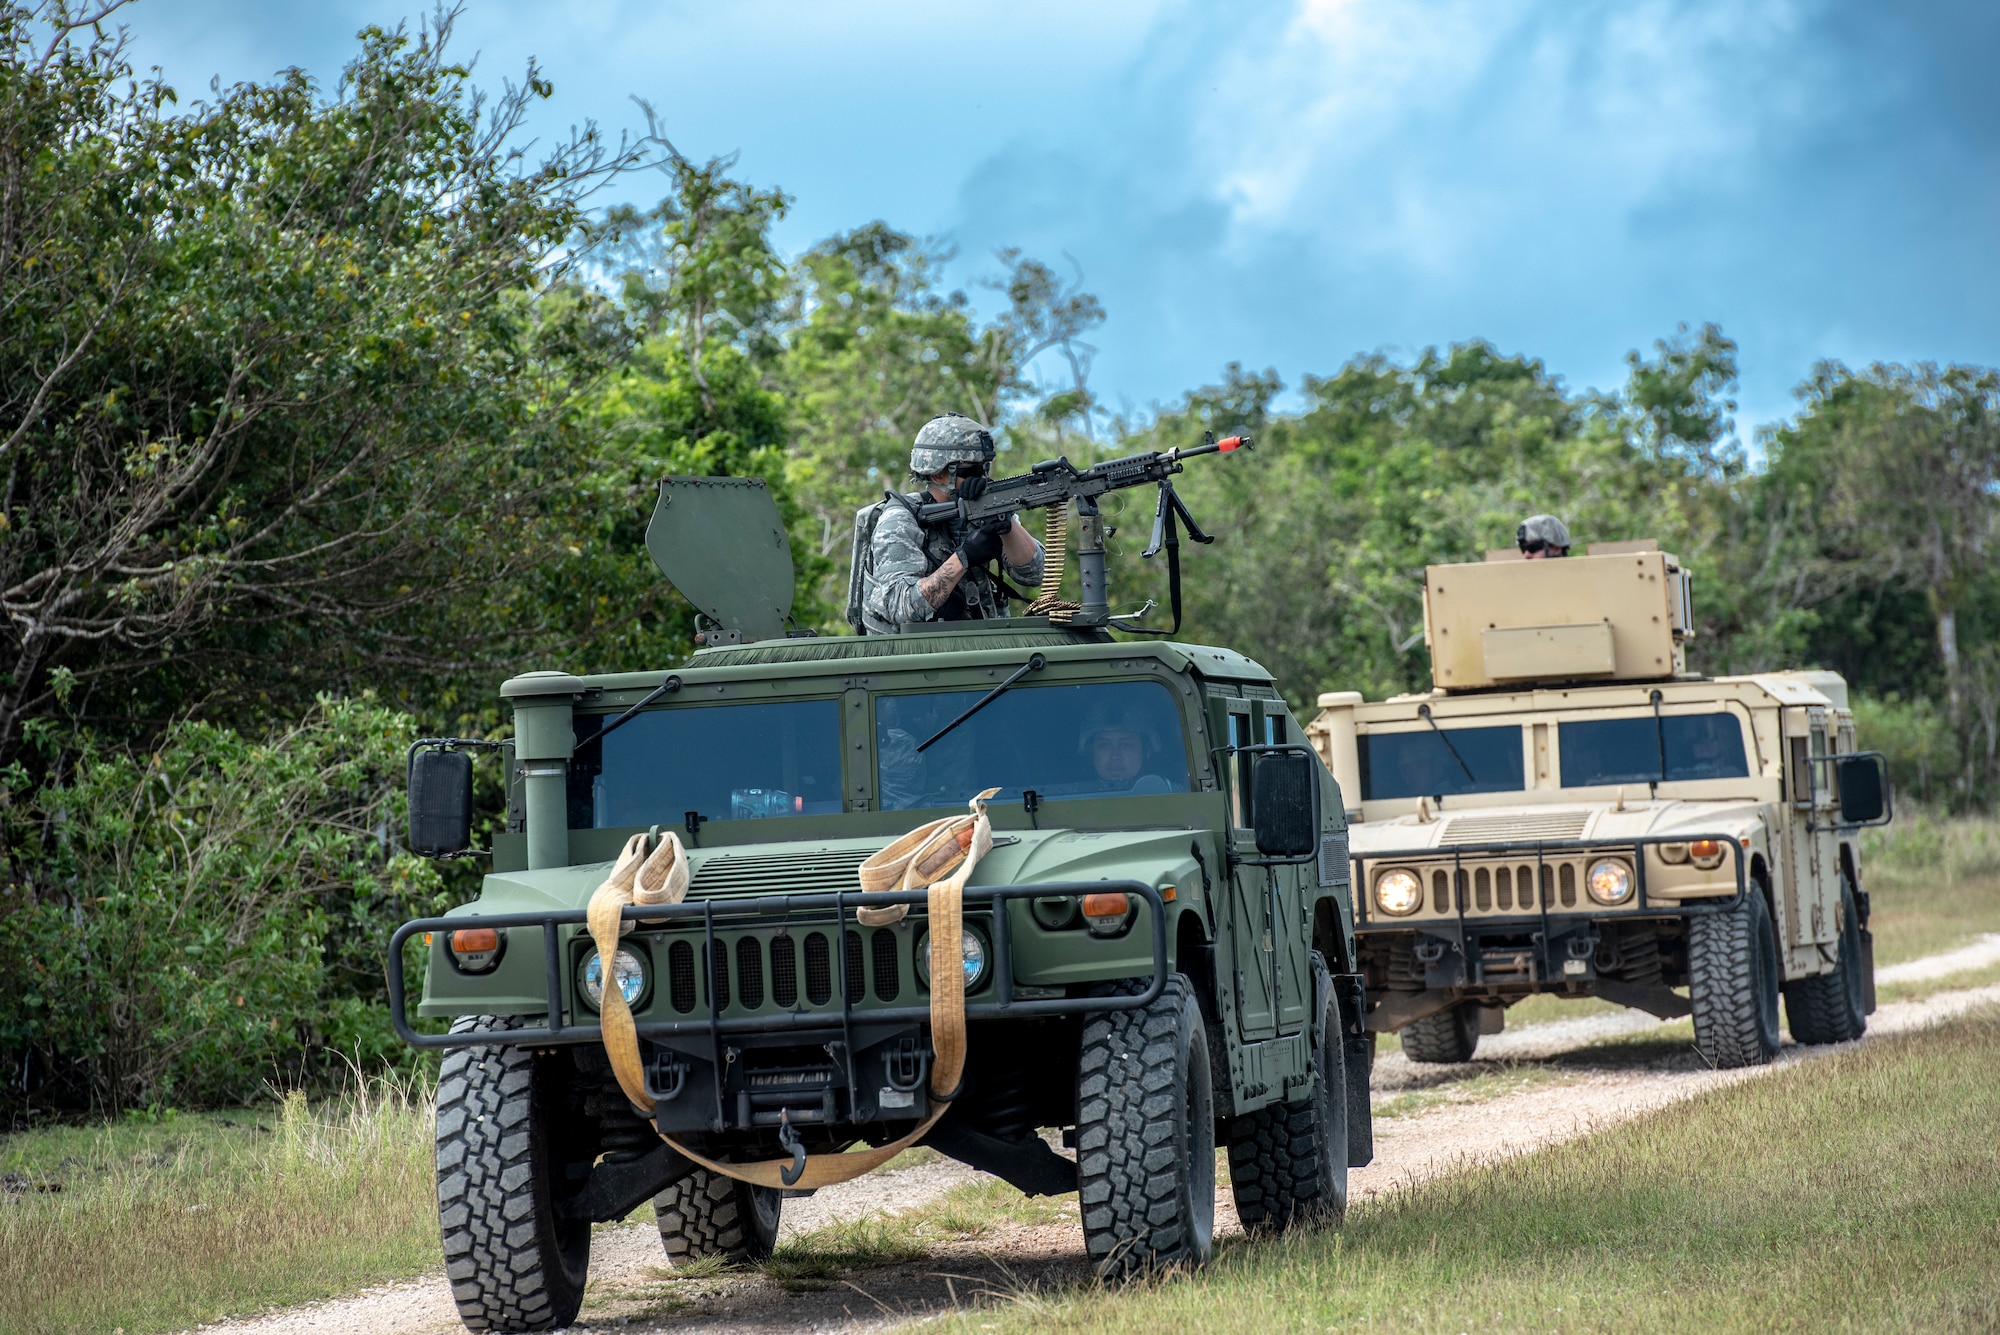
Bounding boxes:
[585,788,996,1190]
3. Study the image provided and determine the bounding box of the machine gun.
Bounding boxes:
[918,432,1252,633]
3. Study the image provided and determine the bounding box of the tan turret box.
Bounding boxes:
[1423,540,1692,691]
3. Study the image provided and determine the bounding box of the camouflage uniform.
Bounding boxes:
[859,414,1044,635]
[860,495,1044,635]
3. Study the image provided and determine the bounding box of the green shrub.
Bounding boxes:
[1852,692,1959,808]
[0,697,447,1113]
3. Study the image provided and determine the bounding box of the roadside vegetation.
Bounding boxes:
[1863,809,2000,963]
[942,1007,2000,1334]
[0,1078,436,1335]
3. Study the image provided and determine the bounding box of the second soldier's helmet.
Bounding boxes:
[1517,513,1572,554]
[910,414,996,476]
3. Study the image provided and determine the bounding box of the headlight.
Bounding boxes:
[1587,858,1634,906]
[579,946,647,1010]
[1374,868,1423,916]
[916,927,989,991]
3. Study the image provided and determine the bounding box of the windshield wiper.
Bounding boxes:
[917,653,1047,753]
[1417,703,1477,784]
[571,675,682,756]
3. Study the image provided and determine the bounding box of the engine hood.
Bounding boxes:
[457,825,1201,917]
[1348,798,1769,856]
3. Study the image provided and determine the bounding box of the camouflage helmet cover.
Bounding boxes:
[910,414,996,475]
[1517,513,1572,551]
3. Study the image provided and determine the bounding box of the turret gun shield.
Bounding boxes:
[645,476,793,643]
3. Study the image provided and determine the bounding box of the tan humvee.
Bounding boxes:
[1307,541,1890,1068]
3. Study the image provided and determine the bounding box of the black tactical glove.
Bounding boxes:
[956,522,1005,568]
[955,475,991,502]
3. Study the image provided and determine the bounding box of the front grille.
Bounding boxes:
[771,935,798,1006]
[872,928,901,1002]
[845,930,866,1000]
[648,921,916,1017]
[668,940,696,1013]
[804,932,832,1005]
[708,940,730,1010]
[1405,855,1594,918]
[736,936,764,1009]
[1440,811,1590,845]
[689,848,875,897]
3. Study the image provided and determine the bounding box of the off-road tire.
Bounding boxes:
[1400,1002,1479,1063]
[1228,955,1349,1231]
[436,1016,590,1333]
[654,1168,782,1265]
[1689,887,1782,1068]
[1076,975,1215,1279]
[1783,875,1867,1045]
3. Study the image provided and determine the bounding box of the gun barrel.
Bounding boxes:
[915,433,1250,525]
[1172,434,1251,461]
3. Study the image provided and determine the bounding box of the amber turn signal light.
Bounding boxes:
[1082,891,1134,937]
[449,927,503,972]
[1689,838,1726,870]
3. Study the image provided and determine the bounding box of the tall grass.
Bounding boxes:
[0,1073,438,1335]
[1863,809,2000,964]
[942,1007,2000,1333]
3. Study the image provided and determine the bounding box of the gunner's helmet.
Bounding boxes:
[910,414,996,477]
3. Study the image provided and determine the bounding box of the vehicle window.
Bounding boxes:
[874,679,1191,812]
[1558,714,1750,787]
[1359,726,1523,800]
[567,700,845,828]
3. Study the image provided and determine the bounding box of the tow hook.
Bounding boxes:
[777,1110,808,1187]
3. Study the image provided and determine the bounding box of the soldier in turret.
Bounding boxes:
[859,414,1043,634]
[1517,513,1571,559]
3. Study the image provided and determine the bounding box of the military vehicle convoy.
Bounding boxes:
[1306,541,1891,1068]
[391,462,1369,1332]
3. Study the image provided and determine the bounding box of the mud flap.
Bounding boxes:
[1333,973,1373,1168]
[1860,925,1877,1015]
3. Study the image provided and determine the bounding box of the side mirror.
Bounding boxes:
[1836,753,1889,826]
[409,747,474,857]
[1252,751,1318,857]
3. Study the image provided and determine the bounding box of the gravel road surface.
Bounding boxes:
[189,964,2000,1335]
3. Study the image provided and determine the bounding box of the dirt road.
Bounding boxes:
[193,969,2000,1335]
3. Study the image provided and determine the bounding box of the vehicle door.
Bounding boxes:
[1221,700,1275,1041]
[1221,698,1311,1041]
[1784,706,1840,946]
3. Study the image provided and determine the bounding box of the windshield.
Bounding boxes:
[874,679,1191,811]
[1359,725,1523,800]
[567,699,845,828]
[1560,714,1750,787]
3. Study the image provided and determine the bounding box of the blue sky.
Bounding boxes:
[124,0,2000,444]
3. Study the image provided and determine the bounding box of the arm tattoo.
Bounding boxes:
[919,553,965,609]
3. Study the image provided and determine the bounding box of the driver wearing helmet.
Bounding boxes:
[860,414,1043,635]
[1079,703,1174,796]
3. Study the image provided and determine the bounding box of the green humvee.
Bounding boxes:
[392,475,1369,1333]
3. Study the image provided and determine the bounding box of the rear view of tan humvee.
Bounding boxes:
[1308,541,1891,1068]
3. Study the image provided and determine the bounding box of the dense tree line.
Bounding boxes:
[1,5,1993,1112]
